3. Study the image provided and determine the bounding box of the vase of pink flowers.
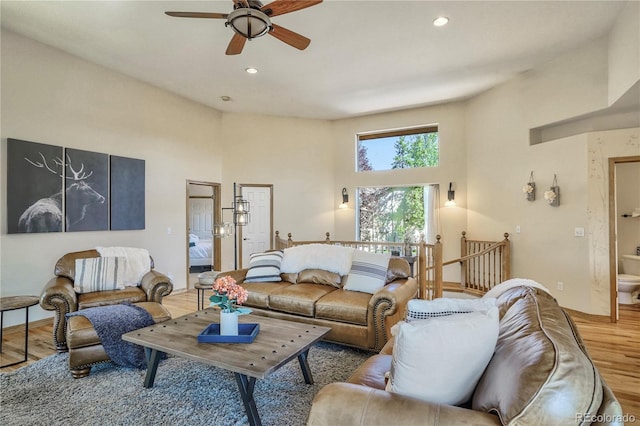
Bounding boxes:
[209,275,250,336]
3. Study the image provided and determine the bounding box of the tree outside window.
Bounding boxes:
[356,127,439,245]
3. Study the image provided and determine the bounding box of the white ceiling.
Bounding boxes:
[1,0,627,120]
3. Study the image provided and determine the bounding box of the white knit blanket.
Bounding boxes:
[96,246,151,286]
[280,244,355,276]
[482,278,552,300]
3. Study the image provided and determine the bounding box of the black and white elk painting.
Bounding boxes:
[7,138,64,233]
[64,148,108,232]
[7,138,108,233]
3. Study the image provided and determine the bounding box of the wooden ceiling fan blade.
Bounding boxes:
[226,33,247,55]
[269,23,311,50]
[165,12,228,19]
[261,0,323,18]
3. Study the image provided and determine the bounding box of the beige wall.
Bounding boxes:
[332,103,468,282]
[1,30,223,325]
[521,37,609,128]
[218,113,335,271]
[608,1,640,104]
[465,33,640,314]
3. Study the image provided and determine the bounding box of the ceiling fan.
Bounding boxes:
[165,0,323,55]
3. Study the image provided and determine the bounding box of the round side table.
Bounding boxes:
[194,283,213,311]
[196,271,219,311]
[1,295,40,368]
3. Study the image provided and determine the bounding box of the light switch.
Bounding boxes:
[574,227,585,237]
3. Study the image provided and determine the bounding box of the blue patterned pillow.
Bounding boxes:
[244,251,283,283]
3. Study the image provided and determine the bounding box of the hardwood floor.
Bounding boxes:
[2,290,639,419]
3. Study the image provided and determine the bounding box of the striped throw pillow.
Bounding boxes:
[244,251,283,283]
[74,257,126,293]
[343,250,390,294]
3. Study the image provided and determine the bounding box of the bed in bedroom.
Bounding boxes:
[189,233,213,273]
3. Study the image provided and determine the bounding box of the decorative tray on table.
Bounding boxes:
[197,323,260,344]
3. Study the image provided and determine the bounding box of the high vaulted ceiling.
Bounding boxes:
[1,1,627,120]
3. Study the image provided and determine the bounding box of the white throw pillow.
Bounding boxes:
[406,297,497,321]
[386,307,499,406]
[280,244,355,275]
[74,257,126,293]
[244,251,283,283]
[343,250,391,294]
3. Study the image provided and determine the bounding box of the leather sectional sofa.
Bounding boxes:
[307,285,623,425]
[219,257,418,352]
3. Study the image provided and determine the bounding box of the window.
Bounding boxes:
[357,126,439,172]
[357,185,439,245]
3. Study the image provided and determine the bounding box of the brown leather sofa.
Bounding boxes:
[307,286,623,425]
[219,257,418,352]
[40,249,173,377]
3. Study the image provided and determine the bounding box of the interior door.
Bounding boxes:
[240,185,273,267]
[190,198,214,238]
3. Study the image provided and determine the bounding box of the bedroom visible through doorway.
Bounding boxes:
[186,181,221,289]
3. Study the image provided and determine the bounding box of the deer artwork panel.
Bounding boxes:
[7,138,64,233]
[64,148,108,232]
[6,139,109,233]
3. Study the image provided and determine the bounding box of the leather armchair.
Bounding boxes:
[40,249,173,352]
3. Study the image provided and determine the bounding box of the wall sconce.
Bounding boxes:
[544,174,560,207]
[445,182,456,207]
[339,188,349,209]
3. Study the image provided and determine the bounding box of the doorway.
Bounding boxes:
[238,184,274,268]
[186,180,221,289]
[608,156,640,322]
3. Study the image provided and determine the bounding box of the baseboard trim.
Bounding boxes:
[2,317,53,334]
[563,308,611,323]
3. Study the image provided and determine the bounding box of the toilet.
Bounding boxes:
[618,254,640,304]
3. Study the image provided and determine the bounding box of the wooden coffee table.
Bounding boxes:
[122,309,330,426]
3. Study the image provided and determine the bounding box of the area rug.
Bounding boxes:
[0,342,370,426]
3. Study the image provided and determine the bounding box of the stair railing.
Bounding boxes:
[443,231,510,296]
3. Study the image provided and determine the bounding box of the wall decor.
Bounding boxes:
[64,148,108,232]
[523,171,535,201]
[7,138,64,233]
[544,174,560,207]
[110,155,145,230]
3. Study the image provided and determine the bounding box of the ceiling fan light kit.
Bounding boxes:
[165,0,323,55]
[226,8,272,39]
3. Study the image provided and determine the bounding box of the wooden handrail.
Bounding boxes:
[454,231,510,295]
[443,239,508,266]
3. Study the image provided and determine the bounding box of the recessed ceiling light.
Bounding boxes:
[220,96,231,102]
[433,16,449,27]
[245,67,258,74]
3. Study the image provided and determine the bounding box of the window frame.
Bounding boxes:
[356,124,439,173]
